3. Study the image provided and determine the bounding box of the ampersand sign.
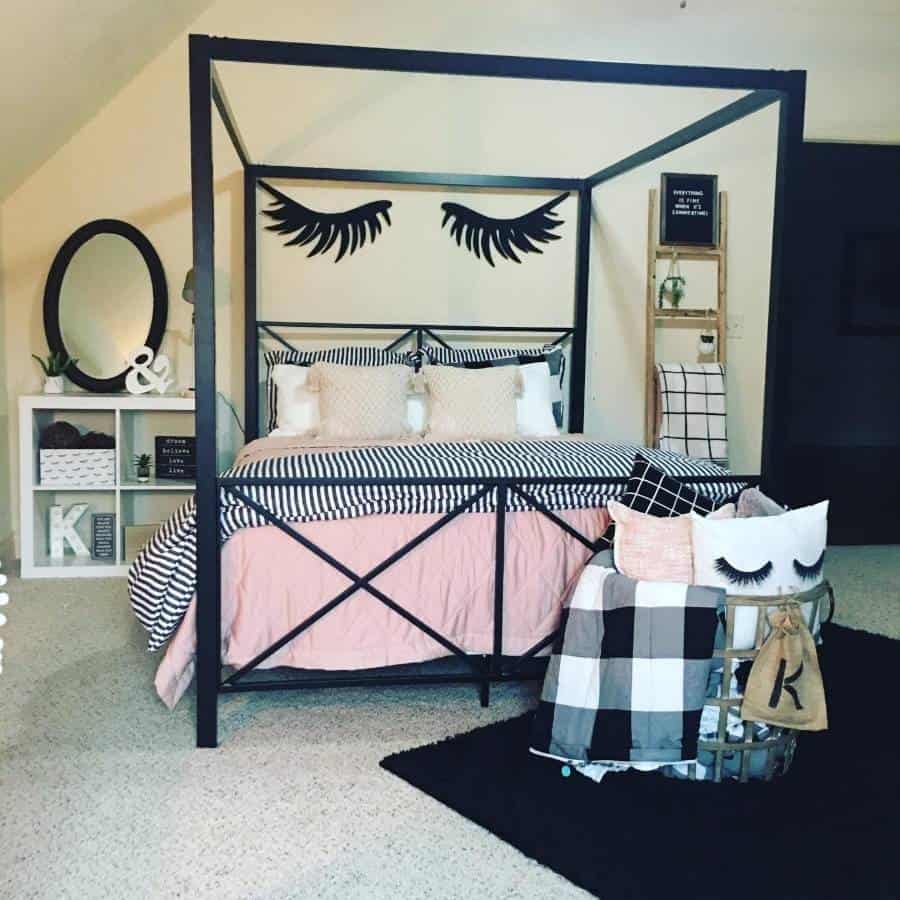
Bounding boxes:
[125,346,173,395]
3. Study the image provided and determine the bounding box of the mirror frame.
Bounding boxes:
[43,219,168,393]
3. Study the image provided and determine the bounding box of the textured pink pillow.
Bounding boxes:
[608,500,695,583]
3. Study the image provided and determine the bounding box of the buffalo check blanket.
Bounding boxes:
[530,554,724,764]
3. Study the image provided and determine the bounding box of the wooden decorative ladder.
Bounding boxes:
[644,187,728,446]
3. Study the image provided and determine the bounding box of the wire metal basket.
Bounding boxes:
[667,580,835,783]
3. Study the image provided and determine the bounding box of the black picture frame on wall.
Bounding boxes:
[839,229,900,336]
[660,172,719,246]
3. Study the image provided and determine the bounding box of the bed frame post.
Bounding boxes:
[569,186,591,433]
[760,73,805,499]
[486,482,508,706]
[244,169,259,442]
[190,35,221,749]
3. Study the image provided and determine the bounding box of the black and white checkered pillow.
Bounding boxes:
[597,453,723,548]
[422,344,566,427]
[264,346,416,433]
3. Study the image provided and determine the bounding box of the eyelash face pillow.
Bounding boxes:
[691,500,829,649]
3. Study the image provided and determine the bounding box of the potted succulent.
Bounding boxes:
[32,351,77,394]
[133,453,152,483]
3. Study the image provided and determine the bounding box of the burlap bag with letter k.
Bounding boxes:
[741,604,828,731]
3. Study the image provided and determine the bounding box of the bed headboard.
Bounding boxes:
[245,319,582,440]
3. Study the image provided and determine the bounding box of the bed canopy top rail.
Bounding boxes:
[248,164,582,191]
[191,33,805,748]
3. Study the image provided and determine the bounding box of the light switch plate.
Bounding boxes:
[727,313,745,339]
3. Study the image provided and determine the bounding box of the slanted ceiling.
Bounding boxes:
[0,0,213,199]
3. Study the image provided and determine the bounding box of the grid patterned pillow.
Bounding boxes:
[422,344,566,428]
[264,347,415,433]
[598,453,720,549]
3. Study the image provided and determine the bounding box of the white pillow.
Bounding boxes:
[269,364,318,436]
[691,500,829,649]
[270,363,424,437]
[517,361,559,437]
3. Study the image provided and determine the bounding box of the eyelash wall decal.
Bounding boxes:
[793,551,825,580]
[259,180,392,262]
[714,557,774,588]
[439,192,569,267]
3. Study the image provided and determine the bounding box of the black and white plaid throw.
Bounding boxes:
[530,554,723,764]
[423,344,566,427]
[656,362,728,467]
[128,439,734,652]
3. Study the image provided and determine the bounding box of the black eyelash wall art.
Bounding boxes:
[259,181,392,262]
[714,557,773,588]
[439,192,569,267]
[793,551,825,580]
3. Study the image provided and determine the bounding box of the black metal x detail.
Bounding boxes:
[220,484,492,686]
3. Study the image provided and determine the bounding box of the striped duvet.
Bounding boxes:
[128,436,734,652]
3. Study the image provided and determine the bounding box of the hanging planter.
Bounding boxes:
[698,330,718,359]
[658,253,686,309]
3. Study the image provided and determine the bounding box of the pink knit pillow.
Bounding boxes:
[608,500,735,583]
[609,501,694,583]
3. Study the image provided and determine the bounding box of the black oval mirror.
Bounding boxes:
[43,219,168,393]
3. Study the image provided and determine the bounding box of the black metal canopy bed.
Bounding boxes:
[141,35,804,747]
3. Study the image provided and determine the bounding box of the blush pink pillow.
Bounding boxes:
[608,500,735,583]
[608,501,694,583]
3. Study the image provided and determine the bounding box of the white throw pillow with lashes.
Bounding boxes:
[691,500,829,649]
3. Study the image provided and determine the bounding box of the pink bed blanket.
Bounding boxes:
[156,504,609,708]
[152,436,616,707]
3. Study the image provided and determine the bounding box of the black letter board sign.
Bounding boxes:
[91,513,116,561]
[660,173,719,246]
[155,435,196,481]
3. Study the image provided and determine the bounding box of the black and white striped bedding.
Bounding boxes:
[128,438,736,652]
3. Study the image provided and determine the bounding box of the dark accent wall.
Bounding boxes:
[783,142,900,543]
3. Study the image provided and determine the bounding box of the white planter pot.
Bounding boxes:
[43,376,64,394]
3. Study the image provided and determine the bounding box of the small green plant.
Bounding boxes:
[134,453,152,482]
[658,274,686,309]
[32,351,77,377]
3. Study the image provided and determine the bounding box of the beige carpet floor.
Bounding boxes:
[1,545,897,900]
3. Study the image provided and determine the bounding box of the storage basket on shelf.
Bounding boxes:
[39,448,116,487]
[666,580,835,783]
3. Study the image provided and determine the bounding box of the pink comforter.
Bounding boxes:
[154,437,610,707]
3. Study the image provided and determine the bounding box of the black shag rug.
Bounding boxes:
[381,625,898,899]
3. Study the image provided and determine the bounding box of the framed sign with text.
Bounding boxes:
[660,173,719,246]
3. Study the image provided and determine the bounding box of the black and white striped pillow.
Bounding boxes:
[422,344,566,428]
[264,346,416,434]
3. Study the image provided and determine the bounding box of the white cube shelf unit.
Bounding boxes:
[19,393,195,578]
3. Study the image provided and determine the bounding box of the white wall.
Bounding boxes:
[2,0,898,557]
